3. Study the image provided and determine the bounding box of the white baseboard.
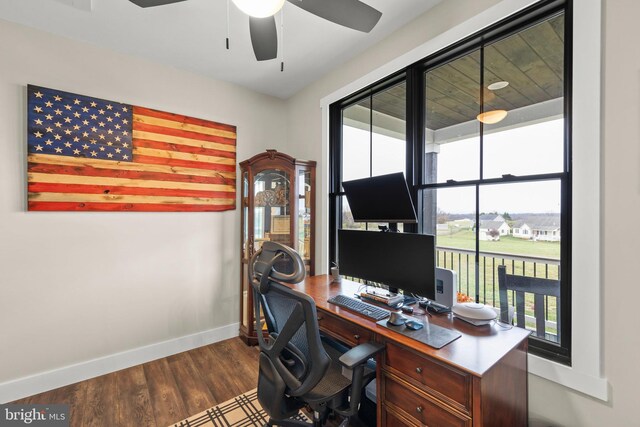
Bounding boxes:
[0,322,240,403]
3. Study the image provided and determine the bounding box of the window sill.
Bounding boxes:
[528,354,608,401]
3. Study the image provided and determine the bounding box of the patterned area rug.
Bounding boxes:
[170,388,310,427]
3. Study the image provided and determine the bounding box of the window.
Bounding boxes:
[336,78,407,234]
[329,1,570,364]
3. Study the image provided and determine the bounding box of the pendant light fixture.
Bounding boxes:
[477,110,508,124]
[231,0,285,18]
[487,81,509,91]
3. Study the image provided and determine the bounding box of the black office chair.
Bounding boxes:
[249,242,384,427]
[497,265,561,342]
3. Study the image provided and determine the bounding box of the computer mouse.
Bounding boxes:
[405,320,424,330]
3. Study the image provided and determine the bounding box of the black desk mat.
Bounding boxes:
[376,317,461,349]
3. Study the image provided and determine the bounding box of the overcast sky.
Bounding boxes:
[342,119,563,214]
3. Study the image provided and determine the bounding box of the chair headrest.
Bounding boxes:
[249,242,306,294]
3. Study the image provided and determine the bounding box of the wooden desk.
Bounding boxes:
[287,275,530,427]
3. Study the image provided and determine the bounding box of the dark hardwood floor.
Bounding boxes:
[12,337,260,427]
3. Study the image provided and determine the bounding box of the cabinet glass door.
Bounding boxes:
[253,169,292,252]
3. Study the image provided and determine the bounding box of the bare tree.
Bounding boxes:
[437,208,449,224]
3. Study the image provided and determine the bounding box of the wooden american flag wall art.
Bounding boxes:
[26,85,236,212]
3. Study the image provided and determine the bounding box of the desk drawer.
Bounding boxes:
[317,310,371,346]
[385,343,471,414]
[384,374,471,427]
[383,409,414,427]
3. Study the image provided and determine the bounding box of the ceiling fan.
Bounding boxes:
[128,0,383,61]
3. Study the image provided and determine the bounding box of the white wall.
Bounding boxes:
[286,0,639,425]
[0,19,286,388]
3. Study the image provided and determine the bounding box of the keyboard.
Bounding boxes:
[327,294,391,321]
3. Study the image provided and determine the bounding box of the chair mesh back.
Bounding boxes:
[263,291,311,363]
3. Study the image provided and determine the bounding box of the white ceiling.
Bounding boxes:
[0,0,442,99]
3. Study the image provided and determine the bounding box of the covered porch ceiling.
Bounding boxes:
[343,13,564,142]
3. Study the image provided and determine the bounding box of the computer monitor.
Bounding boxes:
[342,173,417,226]
[338,229,436,300]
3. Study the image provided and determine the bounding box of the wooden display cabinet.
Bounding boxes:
[239,149,316,345]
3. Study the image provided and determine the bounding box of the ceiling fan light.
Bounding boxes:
[477,110,508,124]
[232,0,285,18]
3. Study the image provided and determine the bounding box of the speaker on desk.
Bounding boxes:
[435,267,456,308]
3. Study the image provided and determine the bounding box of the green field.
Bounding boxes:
[436,229,560,259]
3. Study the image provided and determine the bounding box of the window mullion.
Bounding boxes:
[405,65,423,234]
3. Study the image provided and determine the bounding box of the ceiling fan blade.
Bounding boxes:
[287,0,382,33]
[128,0,187,8]
[249,16,278,61]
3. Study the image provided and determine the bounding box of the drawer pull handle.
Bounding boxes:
[416,367,423,374]
[317,316,323,321]
[416,406,423,414]
[354,334,361,340]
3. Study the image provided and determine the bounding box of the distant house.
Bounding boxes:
[512,220,532,239]
[511,216,561,242]
[479,220,510,241]
[530,219,561,242]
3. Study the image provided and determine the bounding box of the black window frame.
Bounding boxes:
[329,0,572,365]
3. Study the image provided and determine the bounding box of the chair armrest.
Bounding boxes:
[338,342,385,369]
